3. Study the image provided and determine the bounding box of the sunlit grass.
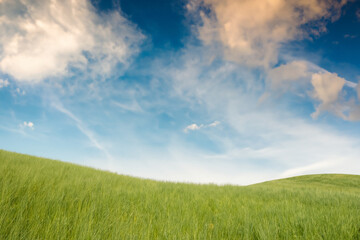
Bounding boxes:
[1,150,360,239]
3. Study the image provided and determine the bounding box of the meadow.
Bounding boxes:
[1,149,360,239]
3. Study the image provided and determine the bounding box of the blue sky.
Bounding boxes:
[1,0,360,185]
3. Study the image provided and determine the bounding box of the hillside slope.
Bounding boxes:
[1,150,360,239]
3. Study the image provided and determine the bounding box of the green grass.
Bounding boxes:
[1,150,360,239]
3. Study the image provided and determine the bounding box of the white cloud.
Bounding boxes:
[23,121,34,129]
[184,123,202,133]
[0,79,9,88]
[192,0,348,68]
[0,0,144,82]
[184,121,220,133]
[208,120,220,127]
[15,87,26,95]
[344,80,358,88]
[113,100,143,113]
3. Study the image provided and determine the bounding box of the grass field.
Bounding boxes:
[1,149,360,239]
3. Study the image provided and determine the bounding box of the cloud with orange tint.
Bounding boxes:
[311,72,346,119]
[346,83,360,121]
[267,62,360,120]
[267,60,310,89]
[194,0,347,68]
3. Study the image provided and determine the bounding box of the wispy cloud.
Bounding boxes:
[208,120,220,127]
[0,126,27,137]
[112,100,143,113]
[52,101,114,162]
[280,161,338,178]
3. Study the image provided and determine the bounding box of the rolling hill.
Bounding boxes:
[1,149,360,239]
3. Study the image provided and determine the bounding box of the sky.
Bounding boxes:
[1,0,360,185]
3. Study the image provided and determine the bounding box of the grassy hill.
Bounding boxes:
[1,150,360,239]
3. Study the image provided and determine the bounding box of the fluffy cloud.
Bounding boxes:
[184,121,220,133]
[0,0,143,82]
[0,79,9,88]
[188,0,359,122]
[311,72,346,118]
[23,121,34,129]
[194,0,347,68]
[184,123,202,133]
[263,60,360,120]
